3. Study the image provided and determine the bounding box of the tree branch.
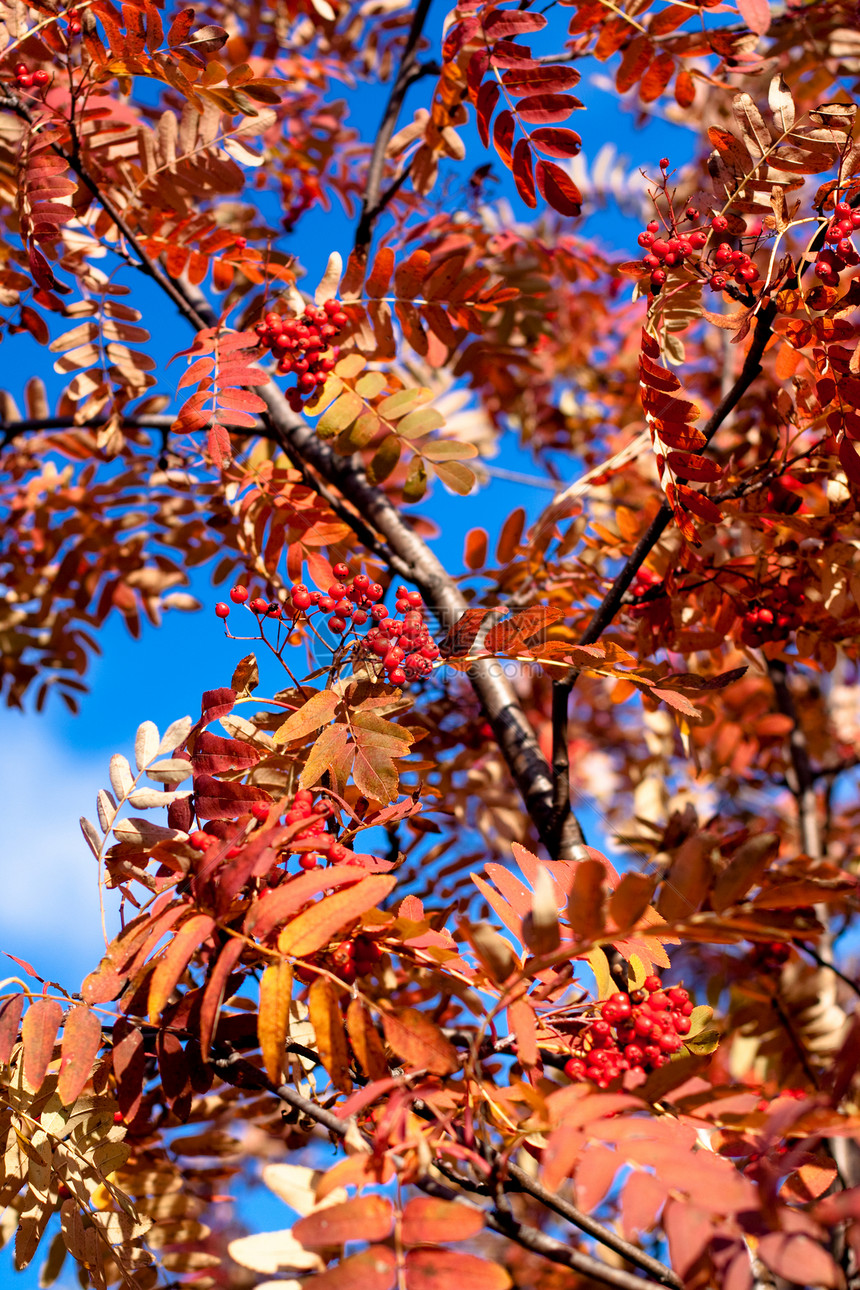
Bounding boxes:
[209,1047,673,1290]
[353,0,435,255]
[767,659,822,860]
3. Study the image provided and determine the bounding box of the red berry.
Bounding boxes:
[235,235,247,249]
[638,232,655,248]
[647,220,659,233]
[389,668,406,685]
[710,273,726,290]
[644,975,662,992]
[113,1111,124,1125]
[292,588,311,609]
[328,615,347,633]
[367,582,384,600]
[333,562,349,578]
[334,598,352,616]
[17,71,33,86]
[329,841,348,863]
[318,595,336,613]
[230,585,249,603]
[685,206,698,219]
[214,602,230,618]
[659,156,669,168]
[33,69,50,86]
[352,609,368,625]
[299,854,318,870]
[188,830,213,851]
[251,802,270,822]
[689,231,706,249]
[650,269,666,287]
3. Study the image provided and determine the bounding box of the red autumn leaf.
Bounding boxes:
[483,9,547,38]
[535,160,582,216]
[476,81,499,148]
[515,93,582,124]
[0,993,24,1065]
[502,65,581,95]
[529,127,582,158]
[193,773,272,819]
[737,0,771,34]
[57,1005,103,1106]
[21,997,63,1091]
[512,139,536,208]
[492,110,515,169]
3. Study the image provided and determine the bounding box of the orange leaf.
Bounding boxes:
[405,1249,512,1290]
[294,1196,394,1247]
[346,998,389,1081]
[381,1007,459,1076]
[258,958,293,1085]
[309,977,352,1092]
[0,994,24,1064]
[401,1197,485,1245]
[21,998,63,1091]
[57,1005,102,1106]
[306,1246,396,1290]
[278,876,397,957]
[148,914,216,1022]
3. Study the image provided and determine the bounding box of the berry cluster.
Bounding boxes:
[66,13,82,34]
[815,201,860,285]
[636,197,766,299]
[740,580,804,646]
[12,63,50,89]
[254,300,347,409]
[709,240,760,291]
[253,788,353,870]
[216,567,440,688]
[749,940,791,973]
[638,214,708,291]
[564,977,694,1089]
[360,584,439,684]
[331,934,384,985]
[187,789,355,871]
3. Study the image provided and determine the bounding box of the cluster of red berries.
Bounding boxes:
[66,14,82,34]
[638,211,708,290]
[331,935,384,985]
[12,63,50,89]
[254,300,347,408]
[216,567,440,687]
[814,201,860,285]
[187,789,355,872]
[740,580,804,646]
[564,977,694,1089]
[709,240,760,292]
[749,940,791,973]
[636,203,769,298]
[360,584,439,684]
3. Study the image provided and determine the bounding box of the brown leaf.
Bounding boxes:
[401,1197,484,1245]
[381,1007,459,1076]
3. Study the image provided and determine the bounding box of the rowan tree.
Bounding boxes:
[1,0,860,1288]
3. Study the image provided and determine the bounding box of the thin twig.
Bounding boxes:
[354,0,435,254]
